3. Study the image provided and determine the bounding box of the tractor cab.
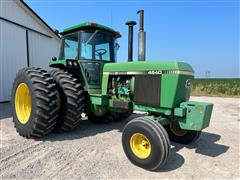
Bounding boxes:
[50,22,121,91]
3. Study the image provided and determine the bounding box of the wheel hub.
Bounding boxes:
[15,83,32,124]
[130,133,151,159]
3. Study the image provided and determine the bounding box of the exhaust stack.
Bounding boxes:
[137,10,146,61]
[126,21,136,62]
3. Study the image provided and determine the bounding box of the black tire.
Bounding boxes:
[164,123,201,144]
[50,69,85,132]
[88,110,119,124]
[11,67,58,138]
[122,116,170,170]
[116,110,133,121]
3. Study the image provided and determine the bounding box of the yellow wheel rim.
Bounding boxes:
[130,133,151,159]
[15,83,32,124]
[170,123,187,136]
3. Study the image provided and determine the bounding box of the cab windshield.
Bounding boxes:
[60,30,116,62]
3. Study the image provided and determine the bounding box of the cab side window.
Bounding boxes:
[62,33,78,59]
[81,43,92,59]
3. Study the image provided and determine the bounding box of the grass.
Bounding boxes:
[191,78,240,97]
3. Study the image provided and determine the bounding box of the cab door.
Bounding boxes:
[78,30,114,89]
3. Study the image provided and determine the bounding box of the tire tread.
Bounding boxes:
[12,67,58,138]
[50,69,85,132]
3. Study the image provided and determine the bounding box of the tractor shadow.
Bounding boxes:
[158,131,229,172]
[172,132,230,157]
[39,113,228,172]
[43,113,145,142]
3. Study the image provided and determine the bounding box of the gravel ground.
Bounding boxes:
[0,97,239,179]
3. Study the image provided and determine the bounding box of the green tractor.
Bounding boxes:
[11,10,213,170]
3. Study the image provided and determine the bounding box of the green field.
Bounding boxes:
[191,78,240,97]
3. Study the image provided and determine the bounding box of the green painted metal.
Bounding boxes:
[88,89,102,94]
[150,116,170,126]
[134,104,172,116]
[130,77,135,95]
[178,101,213,131]
[101,73,109,95]
[50,59,104,94]
[160,74,193,108]
[103,61,194,72]
[49,59,66,67]
[174,107,186,117]
[62,22,121,37]
[49,58,212,131]
[102,61,194,109]
[90,95,108,106]
[48,23,213,132]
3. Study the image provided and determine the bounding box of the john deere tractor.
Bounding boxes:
[12,10,213,170]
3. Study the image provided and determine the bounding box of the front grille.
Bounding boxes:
[134,75,161,107]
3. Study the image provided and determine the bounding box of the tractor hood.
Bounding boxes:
[102,61,194,109]
[103,61,194,75]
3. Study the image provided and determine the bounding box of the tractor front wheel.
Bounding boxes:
[122,116,170,170]
[164,122,201,144]
[11,67,58,138]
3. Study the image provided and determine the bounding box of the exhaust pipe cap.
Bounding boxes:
[126,21,137,26]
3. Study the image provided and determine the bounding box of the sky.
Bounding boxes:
[25,0,239,78]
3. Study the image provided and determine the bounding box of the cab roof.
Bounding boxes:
[61,22,121,38]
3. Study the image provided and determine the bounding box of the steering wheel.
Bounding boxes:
[95,49,107,60]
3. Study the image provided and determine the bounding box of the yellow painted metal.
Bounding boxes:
[170,122,187,136]
[130,133,151,159]
[15,83,32,124]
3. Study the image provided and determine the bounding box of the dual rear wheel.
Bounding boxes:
[12,67,132,137]
[12,67,85,138]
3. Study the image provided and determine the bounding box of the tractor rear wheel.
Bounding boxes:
[122,116,170,170]
[50,69,85,132]
[11,67,58,138]
[164,122,201,144]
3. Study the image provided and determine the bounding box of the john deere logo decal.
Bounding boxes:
[185,79,192,88]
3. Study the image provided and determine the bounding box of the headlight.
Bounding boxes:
[73,61,78,67]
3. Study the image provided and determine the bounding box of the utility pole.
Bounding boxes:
[205,71,211,78]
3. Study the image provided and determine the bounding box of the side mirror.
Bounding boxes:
[53,29,59,35]
[52,57,57,61]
